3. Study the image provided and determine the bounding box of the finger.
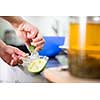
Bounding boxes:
[23,31,27,40]
[10,59,18,66]
[17,53,25,65]
[33,38,43,43]
[18,23,24,31]
[25,39,31,47]
[25,26,31,32]
[35,45,44,51]
[10,59,14,66]
[34,40,45,47]
[11,54,23,65]
[12,54,23,64]
[25,32,40,46]
[27,31,38,39]
[17,59,23,64]
[14,48,26,57]
[22,24,31,32]
[12,54,18,62]
[33,35,45,43]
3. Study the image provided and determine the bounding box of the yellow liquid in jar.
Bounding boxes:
[69,23,100,78]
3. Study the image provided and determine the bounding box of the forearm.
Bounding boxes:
[1,16,26,28]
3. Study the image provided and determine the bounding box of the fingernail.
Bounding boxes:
[10,60,13,66]
[31,42,34,45]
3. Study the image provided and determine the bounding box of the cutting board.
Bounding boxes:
[43,66,100,83]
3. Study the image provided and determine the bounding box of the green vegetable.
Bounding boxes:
[29,45,35,53]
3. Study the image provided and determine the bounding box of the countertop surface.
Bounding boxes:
[0,58,48,83]
[43,67,100,83]
[0,54,67,83]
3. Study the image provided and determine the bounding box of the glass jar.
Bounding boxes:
[68,16,100,78]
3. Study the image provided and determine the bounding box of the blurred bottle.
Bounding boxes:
[68,16,100,78]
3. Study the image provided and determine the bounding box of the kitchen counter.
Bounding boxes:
[43,67,100,83]
[0,54,67,83]
[0,58,48,83]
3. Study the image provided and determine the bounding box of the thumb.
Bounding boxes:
[14,48,26,57]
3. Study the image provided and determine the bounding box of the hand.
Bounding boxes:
[17,22,45,51]
[0,45,26,66]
